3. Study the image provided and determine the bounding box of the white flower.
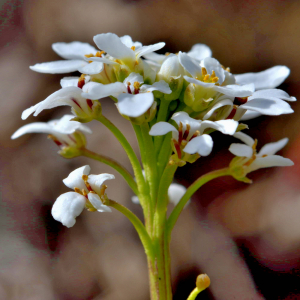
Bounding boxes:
[11,114,91,148]
[82,72,171,117]
[149,111,238,158]
[21,86,101,121]
[229,132,293,182]
[132,183,189,207]
[52,165,115,227]
[29,41,105,75]
[92,33,165,69]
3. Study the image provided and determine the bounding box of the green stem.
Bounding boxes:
[81,148,138,195]
[157,133,172,179]
[96,115,147,209]
[107,199,154,259]
[167,168,230,236]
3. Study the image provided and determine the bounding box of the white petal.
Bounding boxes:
[258,138,289,156]
[34,86,85,117]
[120,35,134,48]
[203,99,233,120]
[135,42,165,59]
[30,60,87,74]
[60,77,80,88]
[250,89,296,101]
[158,54,181,78]
[168,183,187,206]
[240,111,262,121]
[143,52,166,64]
[78,61,104,75]
[117,93,154,117]
[93,33,135,61]
[11,122,53,139]
[149,122,177,136]
[142,59,157,84]
[63,165,91,191]
[233,132,255,147]
[124,73,144,86]
[52,42,97,60]
[183,75,215,88]
[51,192,86,228]
[240,98,293,115]
[187,43,212,61]
[183,134,213,156]
[82,82,126,100]
[131,195,140,204]
[229,143,253,158]
[201,57,225,84]
[248,155,294,173]
[200,120,238,135]
[87,173,115,195]
[234,66,290,90]
[21,104,39,120]
[213,84,254,97]
[179,52,202,78]
[51,114,92,134]
[85,56,118,65]
[172,111,201,136]
[141,80,172,94]
[88,193,112,212]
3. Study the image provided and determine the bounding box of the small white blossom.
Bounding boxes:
[82,72,171,117]
[30,42,104,75]
[150,111,238,158]
[11,114,91,149]
[229,132,294,182]
[52,165,114,227]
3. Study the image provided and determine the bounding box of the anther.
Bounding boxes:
[131,46,136,51]
[133,81,140,94]
[78,74,85,89]
[201,67,207,76]
[182,124,191,141]
[74,187,82,195]
[211,70,216,78]
[96,51,105,57]
[173,139,182,159]
[203,74,210,81]
[84,53,94,58]
[212,77,219,83]
[100,184,107,197]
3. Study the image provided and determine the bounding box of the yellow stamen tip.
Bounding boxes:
[211,70,216,77]
[84,53,94,58]
[204,74,210,81]
[96,50,105,57]
[74,187,82,194]
[133,81,140,90]
[82,174,88,181]
[131,46,136,51]
[212,77,219,83]
[201,67,207,76]
[196,274,210,291]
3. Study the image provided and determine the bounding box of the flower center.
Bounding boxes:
[196,67,219,84]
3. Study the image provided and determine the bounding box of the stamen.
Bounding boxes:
[78,74,85,89]
[165,52,170,56]
[133,81,140,94]
[131,46,136,51]
[82,175,93,192]
[173,139,182,159]
[48,134,63,146]
[226,67,230,72]
[182,124,191,141]
[212,77,219,83]
[74,187,82,195]
[84,53,94,58]
[203,74,210,81]
[72,98,82,109]
[100,184,107,197]
[211,70,216,78]
[234,97,248,105]
[82,189,88,197]
[127,82,132,94]
[201,67,207,76]
[226,105,238,119]
[96,51,105,57]
[178,122,183,145]
[86,99,93,109]
[190,130,200,140]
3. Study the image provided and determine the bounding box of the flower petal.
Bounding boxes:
[78,61,104,75]
[143,52,166,64]
[213,84,254,97]
[82,82,126,100]
[124,73,144,86]
[85,56,119,65]
[258,138,289,156]
[87,193,112,212]
[171,111,201,137]
[183,75,215,88]
[234,66,290,90]
[240,111,262,121]
[168,183,187,206]
[60,77,80,88]
[11,122,53,139]
[233,132,255,147]
[149,122,177,136]
[248,155,294,173]
[183,134,213,156]
[63,165,91,191]
[52,42,97,60]
[117,93,154,117]
[87,173,115,195]
[30,60,87,74]
[200,119,238,135]
[229,143,253,158]
[51,192,86,228]
[187,43,212,61]
[93,33,135,61]
[249,89,296,101]
[203,99,233,120]
[141,80,172,94]
[240,98,293,115]
[179,52,202,78]
[135,42,165,60]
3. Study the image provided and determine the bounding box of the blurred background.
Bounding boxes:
[1,0,300,299]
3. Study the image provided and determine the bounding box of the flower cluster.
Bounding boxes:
[13,32,296,226]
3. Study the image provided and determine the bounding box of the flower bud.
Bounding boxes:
[196,274,210,292]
